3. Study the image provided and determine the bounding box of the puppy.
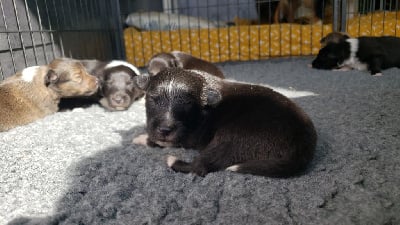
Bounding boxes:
[320,32,350,47]
[312,36,400,76]
[82,59,144,111]
[147,51,225,78]
[273,0,329,24]
[0,64,98,132]
[133,68,317,177]
[58,59,144,111]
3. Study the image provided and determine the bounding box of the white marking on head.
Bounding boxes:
[105,60,141,75]
[21,66,41,82]
[158,76,190,98]
[226,165,240,172]
[341,38,368,71]
[166,155,178,167]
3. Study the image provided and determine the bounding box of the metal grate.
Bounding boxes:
[123,0,335,67]
[0,0,124,80]
[1,0,400,80]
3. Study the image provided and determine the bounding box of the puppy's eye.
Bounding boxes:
[148,96,167,107]
[126,81,133,85]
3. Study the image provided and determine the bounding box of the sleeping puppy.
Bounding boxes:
[58,58,144,111]
[133,68,317,177]
[147,51,225,78]
[312,36,400,76]
[320,32,350,47]
[273,0,330,24]
[0,64,98,132]
[81,59,144,111]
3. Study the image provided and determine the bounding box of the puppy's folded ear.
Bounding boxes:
[134,73,150,90]
[202,88,222,107]
[45,69,59,86]
[341,34,350,41]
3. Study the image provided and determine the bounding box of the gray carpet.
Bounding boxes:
[1,57,399,225]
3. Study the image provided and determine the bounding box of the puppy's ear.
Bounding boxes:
[134,73,150,90]
[320,37,326,44]
[341,34,350,41]
[45,69,59,86]
[202,88,222,107]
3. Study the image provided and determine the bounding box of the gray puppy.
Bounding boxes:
[133,68,317,177]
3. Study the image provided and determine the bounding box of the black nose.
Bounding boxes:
[157,126,173,136]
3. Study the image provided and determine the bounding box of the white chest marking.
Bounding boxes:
[340,39,368,71]
[21,66,40,82]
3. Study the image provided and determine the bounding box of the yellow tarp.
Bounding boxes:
[346,11,400,37]
[124,24,332,67]
[124,11,400,67]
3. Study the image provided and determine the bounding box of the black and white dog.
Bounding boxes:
[133,67,317,177]
[312,36,400,76]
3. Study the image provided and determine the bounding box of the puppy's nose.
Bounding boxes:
[157,126,173,136]
[112,94,128,104]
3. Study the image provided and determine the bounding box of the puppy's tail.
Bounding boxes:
[225,159,310,178]
[167,155,311,178]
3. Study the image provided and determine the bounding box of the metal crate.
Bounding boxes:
[0,0,124,80]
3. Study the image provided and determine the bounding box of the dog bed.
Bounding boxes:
[2,58,399,225]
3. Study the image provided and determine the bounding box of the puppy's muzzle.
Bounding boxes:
[157,126,174,136]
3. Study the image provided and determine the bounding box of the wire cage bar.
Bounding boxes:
[1,0,400,81]
[0,0,124,80]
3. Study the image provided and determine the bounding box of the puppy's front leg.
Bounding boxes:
[369,57,383,76]
[132,133,149,146]
[132,133,166,147]
[166,155,209,176]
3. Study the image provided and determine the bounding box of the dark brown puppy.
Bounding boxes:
[320,32,350,47]
[58,58,144,111]
[0,63,98,132]
[147,51,225,78]
[134,68,317,177]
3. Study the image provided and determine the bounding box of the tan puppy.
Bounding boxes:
[0,61,98,132]
[273,0,332,24]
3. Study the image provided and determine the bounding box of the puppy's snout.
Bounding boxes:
[112,93,129,104]
[157,126,174,136]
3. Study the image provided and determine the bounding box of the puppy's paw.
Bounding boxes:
[333,66,352,71]
[226,164,240,172]
[166,155,178,168]
[132,134,149,146]
[372,72,383,76]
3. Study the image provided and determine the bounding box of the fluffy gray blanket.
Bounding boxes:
[1,57,399,225]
